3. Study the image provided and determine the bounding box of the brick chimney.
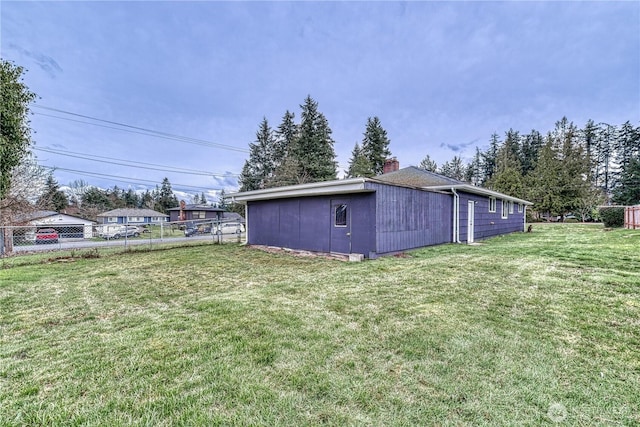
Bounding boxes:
[383,157,399,174]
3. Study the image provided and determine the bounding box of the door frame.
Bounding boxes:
[467,200,475,244]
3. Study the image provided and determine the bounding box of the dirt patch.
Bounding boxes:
[248,245,350,261]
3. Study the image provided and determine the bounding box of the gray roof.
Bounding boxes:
[167,204,224,212]
[97,208,169,217]
[374,166,464,187]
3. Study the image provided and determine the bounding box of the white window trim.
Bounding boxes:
[501,200,508,219]
[108,217,117,223]
[489,197,496,213]
[508,201,514,214]
[518,203,523,213]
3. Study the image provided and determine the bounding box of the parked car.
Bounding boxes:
[184,223,212,237]
[101,225,141,239]
[215,222,245,235]
[35,228,59,244]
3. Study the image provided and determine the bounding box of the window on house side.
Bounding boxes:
[489,197,496,213]
[108,217,117,223]
[501,200,508,219]
[194,211,206,219]
[518,203,523,213]
[509,201,514,214]
[335,204,348,227]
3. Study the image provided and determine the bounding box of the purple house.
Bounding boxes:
[228,165,532,259]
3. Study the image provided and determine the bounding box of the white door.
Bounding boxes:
[467,201,475,243]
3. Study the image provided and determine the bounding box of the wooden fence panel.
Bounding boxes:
[625,206,640,229]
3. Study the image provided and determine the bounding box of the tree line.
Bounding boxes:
[240,95,638,220]
[240,95,392,191]
[419,118,639,219]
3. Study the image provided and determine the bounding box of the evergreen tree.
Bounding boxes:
[418,154,438,172]
[217,189,229,210]
[361,117,391,176]
[594,123,616,196]
[528,136,563,218]
[347,142,373,178]
[239,118,276,191]
[582,119,599,184]
[439,156,466,181]
[612,155,640,205]
[156,177,179,214]
[123,188,139,208]
[273,110,297,171]
[481,133,501,185]
[615,121,640,178]
[293,95,337,183]
[465,148,483,185]
[37,175,69,212]
[520,130,543,176]
[486,143,525,198]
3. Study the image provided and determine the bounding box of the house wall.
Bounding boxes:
[457,192,525,242]
[169,211,221,222]
[101,216,168,224]
[367,182,452,255]
[247,193,376,255]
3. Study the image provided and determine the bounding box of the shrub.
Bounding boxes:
[598,206,625,228]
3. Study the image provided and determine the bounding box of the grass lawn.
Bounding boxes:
[1,224,638,426]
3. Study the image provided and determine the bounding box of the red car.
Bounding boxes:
[35,228,59,244]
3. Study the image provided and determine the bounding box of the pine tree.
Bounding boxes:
[239,118,275,191]
[612,155,640,205]
[481,133,501,185]
[37,175,69,212]
[418,155,438,172]
[293,95,337,183]
[466,147,484,185]
[439,156,466,181]
[347,143,373,178]
[528,136,563,218]
[273,111,297,171]
[487,144,525,198]
[361,117,391,176]
[156,177,179,214]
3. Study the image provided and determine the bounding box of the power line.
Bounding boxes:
[32,106,250,153]
[34,146,240,177]
[42,166,229,191]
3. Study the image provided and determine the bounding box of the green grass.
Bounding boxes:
[1,224,638,426]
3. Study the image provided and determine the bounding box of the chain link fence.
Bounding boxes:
[0,219,246,258]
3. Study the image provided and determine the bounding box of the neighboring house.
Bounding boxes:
[96,208,169,225]
[17,210,95,239]
[227,161,532,258]
[167,204,241,223]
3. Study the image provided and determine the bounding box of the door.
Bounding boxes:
[330,199,351,254]
[467,200,475,243]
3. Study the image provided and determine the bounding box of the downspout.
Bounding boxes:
[452,188,461,243]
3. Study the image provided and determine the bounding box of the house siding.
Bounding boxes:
[247,194,376,255]
[457,193,525,242]
[367,182,452,255]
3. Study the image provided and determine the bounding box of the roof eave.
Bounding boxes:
[427,184,534,205]
[227,178,371,203]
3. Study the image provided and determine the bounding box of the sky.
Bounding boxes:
[2,1,639,203]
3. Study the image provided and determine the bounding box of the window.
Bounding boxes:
[489,197,496,213]
[518,203,523,213]
[509,201,514,214]
[127,216,143,223]
[334,204,348,227]
[501,200,508,219]
[108,217,117,223]
[193,211,206,219]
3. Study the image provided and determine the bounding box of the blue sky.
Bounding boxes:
[2,1,638,202]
